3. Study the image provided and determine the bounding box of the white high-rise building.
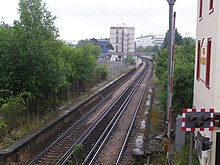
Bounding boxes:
[193,0,220,164]
[127,27,135,53]
[110,25,135,54]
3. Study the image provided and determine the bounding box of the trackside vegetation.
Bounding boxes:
[0,0,108,147]
[152,30,198,163]
[154,36,195,117]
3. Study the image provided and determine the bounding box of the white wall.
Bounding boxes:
[193,0,220,164]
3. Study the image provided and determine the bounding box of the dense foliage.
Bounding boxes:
[151,135,200,165]
[0,0,107,138]
[154,37,195,117]
[124,55,136,65]
[163,29,183,48]
[136,45,159,53]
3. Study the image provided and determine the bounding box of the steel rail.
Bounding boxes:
[28,67,136,165]
[82,75,141,165]
[55,62,146,164]
[116,61,152,164]
[56,85,130,164]
[82,59,151,165]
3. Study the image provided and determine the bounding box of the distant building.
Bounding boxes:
[153,35,165,47]
[136,35,154,47]
[136,34,165,48]
[77,38,113,54]
[110,25,135,54]
[97,39,111,54]
[193,0,220,165]
[65,40,78,46]
[127,27,135,53]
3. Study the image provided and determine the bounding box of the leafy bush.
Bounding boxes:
[72,144,84,165]
[0,119,8,139]
[154,37,195,117]
[124,55,136,65]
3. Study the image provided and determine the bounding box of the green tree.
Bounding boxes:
[78,44,98,89]
[0,0,107,124]
[15,0,66,99]
[0,90,27,130]
[154,37,195,116]
[124,55,136,65]
[106,43,114,51]
[18,0,59,39]
[0,0,67,115]
[136,46,145,52]
[136,45,159,53]
[0,25,16,92]
[172,37,195,116]
[95,65,108,82]
[163,29,183,48]
[154,48,168,79]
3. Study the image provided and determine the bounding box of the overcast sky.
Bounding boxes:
[0,0,197,41]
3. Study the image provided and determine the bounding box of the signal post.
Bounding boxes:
[182,108,214,165]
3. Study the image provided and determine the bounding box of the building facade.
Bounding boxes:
[136,35,154,48]
[97,39,111,53]
[153,35,165,47]
[127,27,135,53]
[193,0,220,164]
[110,25,135,54]
[136,34,165,48]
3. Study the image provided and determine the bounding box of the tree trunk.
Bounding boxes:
[53,89,56,111]
[67,86,70,100]
[37,99,40,120]
[26,98,29,123]
[61,86,64,104]
[72,81,74,99]
[76,80,79,96]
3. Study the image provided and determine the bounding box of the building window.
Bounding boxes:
[209,0,214,10]
[196,40,201,80]
[199,0,203,19]
[205,38,211,88]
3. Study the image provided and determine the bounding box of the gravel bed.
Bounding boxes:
[94,62,151,164]
[21,62,146,164]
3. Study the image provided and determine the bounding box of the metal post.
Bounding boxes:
[167,0,174,136]
[166,0,176,164]
[189,132,193,165]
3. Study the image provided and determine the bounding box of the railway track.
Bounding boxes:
[82,59,152,165]
[27,73,136,164]
[118,61,152,165]
[28,58,152,165]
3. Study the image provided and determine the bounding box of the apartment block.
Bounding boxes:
[110,25,135,54]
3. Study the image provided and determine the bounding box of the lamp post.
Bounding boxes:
[166,0,176,165]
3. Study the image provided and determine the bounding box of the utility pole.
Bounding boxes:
[166,0,176,164]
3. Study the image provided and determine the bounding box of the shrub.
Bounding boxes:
[0,119,8,139]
